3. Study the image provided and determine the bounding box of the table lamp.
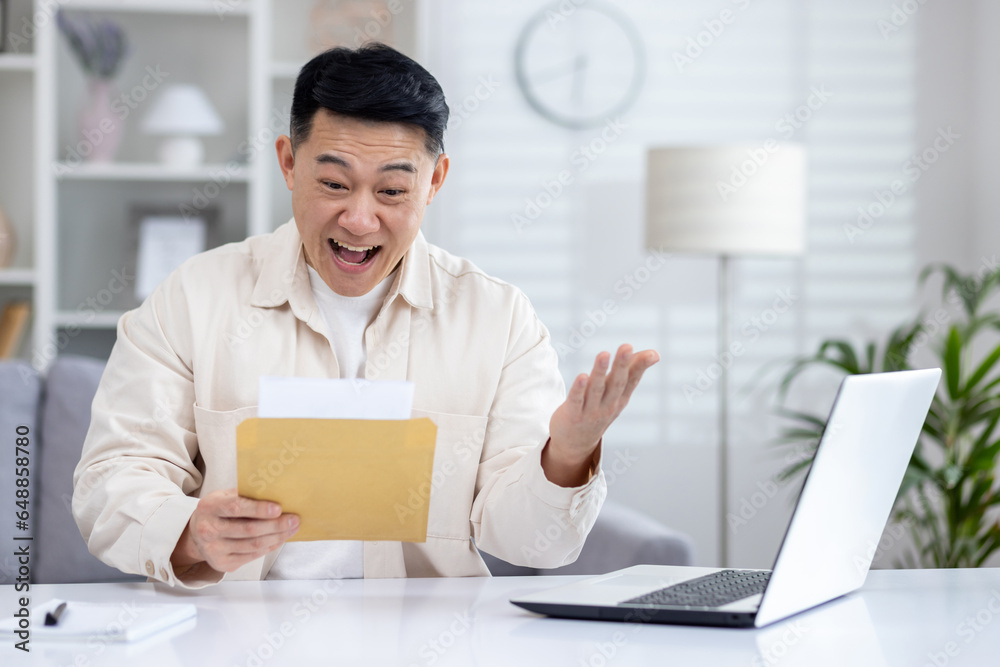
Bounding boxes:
[645,144,807,567]
[141,84,224,168]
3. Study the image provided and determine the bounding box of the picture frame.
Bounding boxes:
[128,204,220,305]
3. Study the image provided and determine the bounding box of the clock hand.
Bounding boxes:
[571,53,588,106]
[532,56,585,84]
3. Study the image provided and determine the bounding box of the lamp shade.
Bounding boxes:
[140,84,224,136]
[645,145,807,256]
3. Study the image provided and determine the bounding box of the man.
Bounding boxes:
[73,43,658,588]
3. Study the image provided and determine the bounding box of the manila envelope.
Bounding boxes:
[236,417,437,542]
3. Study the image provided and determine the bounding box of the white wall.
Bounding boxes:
[971,0,1000,262]
[860,0,1000,569]
[607,0,1000,570]
[423,0,1000,572]
[913,0,975,271]
[913,0,999,273]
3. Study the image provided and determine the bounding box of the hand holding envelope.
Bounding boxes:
[236,377,438,542]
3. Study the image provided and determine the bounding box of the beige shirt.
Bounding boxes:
[73,221,606,589]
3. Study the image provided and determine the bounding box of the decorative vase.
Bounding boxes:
[76,78,124,163]
[0,202,15,268]
[309,0,396,53]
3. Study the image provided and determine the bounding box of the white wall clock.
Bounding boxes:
[514,1,646,130]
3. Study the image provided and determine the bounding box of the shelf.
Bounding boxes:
[55,310,126,329]
[57,0,250,16]
[272,61,306,80]
[0,55,36,72]
[55,162,251,183]
[3,1,352,368]
[0,269,36,286]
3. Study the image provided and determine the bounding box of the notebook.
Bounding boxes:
[0,598,197,643]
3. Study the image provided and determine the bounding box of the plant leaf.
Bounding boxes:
[944,326,963,400]
[966,343,1000,392]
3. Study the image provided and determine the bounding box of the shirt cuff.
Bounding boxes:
[138,494,224,589]
[522,438,606,518]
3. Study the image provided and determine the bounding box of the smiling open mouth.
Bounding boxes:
[329,238,381,266]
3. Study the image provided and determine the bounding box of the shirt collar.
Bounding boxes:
[251,219,434,311]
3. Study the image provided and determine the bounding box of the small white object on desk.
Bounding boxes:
[0,598,196,643]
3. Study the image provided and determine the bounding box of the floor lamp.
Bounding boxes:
[644,145,807,567]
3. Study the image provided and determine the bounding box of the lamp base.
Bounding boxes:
[157,136,205,168]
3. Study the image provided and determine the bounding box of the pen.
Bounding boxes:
[44,602,68,627]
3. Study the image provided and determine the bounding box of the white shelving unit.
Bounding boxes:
[0,0,423,369]
[0,53,35,71]
[29,0,260,362]
[0,268,35,285]
[0,0,39,361]
[55,162,252,182]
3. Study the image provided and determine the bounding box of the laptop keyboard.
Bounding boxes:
[620,569,771,608]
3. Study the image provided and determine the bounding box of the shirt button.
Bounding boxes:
[145,561,155,575]
[160,568,169,581]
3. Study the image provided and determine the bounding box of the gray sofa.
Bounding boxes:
[0,356,693,584]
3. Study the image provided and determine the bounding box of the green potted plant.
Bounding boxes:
[773,263,1000,568]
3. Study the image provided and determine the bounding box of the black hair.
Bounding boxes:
[290,42,449,156]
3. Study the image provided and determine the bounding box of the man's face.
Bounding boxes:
[276,110,448,297]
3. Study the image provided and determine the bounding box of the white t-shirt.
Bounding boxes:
[265,265,396,580]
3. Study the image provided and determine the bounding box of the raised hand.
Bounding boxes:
[543,344,660,487]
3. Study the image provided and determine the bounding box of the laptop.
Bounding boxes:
[511,368,941,628]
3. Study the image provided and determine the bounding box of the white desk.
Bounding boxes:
[4,568,1000,666]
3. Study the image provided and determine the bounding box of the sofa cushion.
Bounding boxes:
[35,355,142,583]
[479,500,694,576]
[544,500,694,575]
[0,361,42,585]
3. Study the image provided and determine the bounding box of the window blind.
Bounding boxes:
[425,0,916,561]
